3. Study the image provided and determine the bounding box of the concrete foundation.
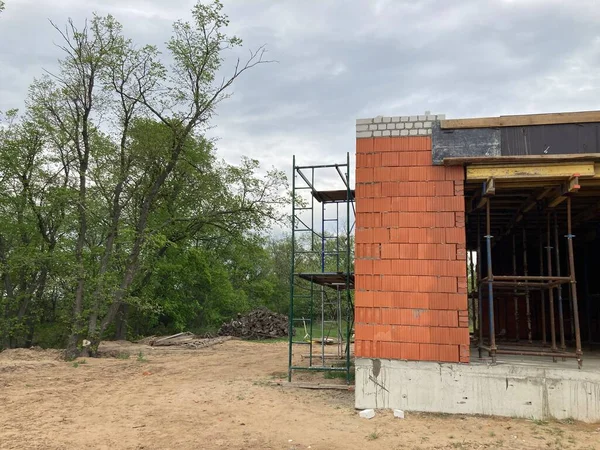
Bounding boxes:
[355,354,600,423]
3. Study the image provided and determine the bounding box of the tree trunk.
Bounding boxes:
[65,162,88,360]
[114,304,129,340]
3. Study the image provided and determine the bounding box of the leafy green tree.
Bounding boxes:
[0,1,289,356]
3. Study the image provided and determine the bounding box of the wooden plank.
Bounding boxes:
[269,381,354,391]
[443,154,600,166]
[441,110,600,130]
[547,176,580,208]
[466,162,595,181]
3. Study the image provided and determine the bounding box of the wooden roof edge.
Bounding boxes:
[443,153,600,166]
[440,110,600,130]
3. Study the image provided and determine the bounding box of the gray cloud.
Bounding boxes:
[2,0,600,186]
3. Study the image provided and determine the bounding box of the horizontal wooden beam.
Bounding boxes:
[444,154,600,166]
[466,162,595,181]
[440,110,600,130]
[547,176,580,208]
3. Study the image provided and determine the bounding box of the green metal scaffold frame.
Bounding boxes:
[288,152,355,383]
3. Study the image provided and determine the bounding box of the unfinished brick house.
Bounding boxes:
[353,112,600,422]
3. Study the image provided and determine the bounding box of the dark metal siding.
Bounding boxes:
[501,123,600,156]
[432,122,600,163]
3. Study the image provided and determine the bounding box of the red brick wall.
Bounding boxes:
[354,136,470,363]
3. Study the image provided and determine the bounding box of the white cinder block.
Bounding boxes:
[356,124,369,131]
[392,130,400,136]
[395,123,405,129]
[405,122,413,129]
[424,121,432,128]
[394,409,405,419]
[391,116,401,123]
[418,129,427,135]
[400,130,409,136]
[382,130,391,136]
[414,122,423,128]
[386,123,395,130]
[377,124,386,130]
[409,129,418,136]
[401,116,409,122]
[356,118,373,125]
[359,409,375,419]
[373,130,382,137]
[374,116,383,123]
[356,131,372,138]
[369,124,378,130]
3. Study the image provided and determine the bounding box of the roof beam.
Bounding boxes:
[441,110,600,130]
[547,176,580,208]
[466,162,594,181]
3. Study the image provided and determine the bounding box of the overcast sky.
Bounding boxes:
[2,0,600,189]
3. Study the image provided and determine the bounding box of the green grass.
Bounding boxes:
[366,431,380,441]
[137,351,148,363]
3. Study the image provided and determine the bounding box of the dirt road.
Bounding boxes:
[0,340,598,449]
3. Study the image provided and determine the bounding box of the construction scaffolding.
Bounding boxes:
[471,191,583,368]
[288,153,355,383]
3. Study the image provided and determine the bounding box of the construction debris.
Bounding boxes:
[217,308,290,340]
[141,332,232,349]
[394,409,405,419]
[359,409,375,419]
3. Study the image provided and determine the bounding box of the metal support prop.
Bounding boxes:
[566,197,583,368]
[539,223,547,345]
[512,234,519,341]
[523,228,532,343]
[485,201,497,363]
[470,249,478,340]
[553,212,566,353]
[546,213,558,360]
[583,247,593,348]
[477,213,484,358]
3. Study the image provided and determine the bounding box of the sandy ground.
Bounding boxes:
[0,340,599,450]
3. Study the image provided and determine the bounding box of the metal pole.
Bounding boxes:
[477,212,484,358]
[583,246,593,348]
[485,201,496,363]
[512,234,519,341]
[539,222,547,346]
[553,211,566,352]
[288,156,296,382]
[523,227,532,343]
[546,213,558,360]
[470,249,477,340]
[566,197,583,368]
[337,286,343,358]
[345,151,352,384]
[336,203,340,272]
[321,286,325,366]
[321,201,325,271]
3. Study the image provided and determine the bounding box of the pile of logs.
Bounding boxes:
[218,308,290,340]
[146,332,232,349]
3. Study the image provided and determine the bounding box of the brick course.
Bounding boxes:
[355,116,469,364]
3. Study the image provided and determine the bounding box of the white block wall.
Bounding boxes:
[356,113,445,138]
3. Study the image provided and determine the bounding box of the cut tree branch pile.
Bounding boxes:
[141,333,232,349]
[218,308,290,340]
